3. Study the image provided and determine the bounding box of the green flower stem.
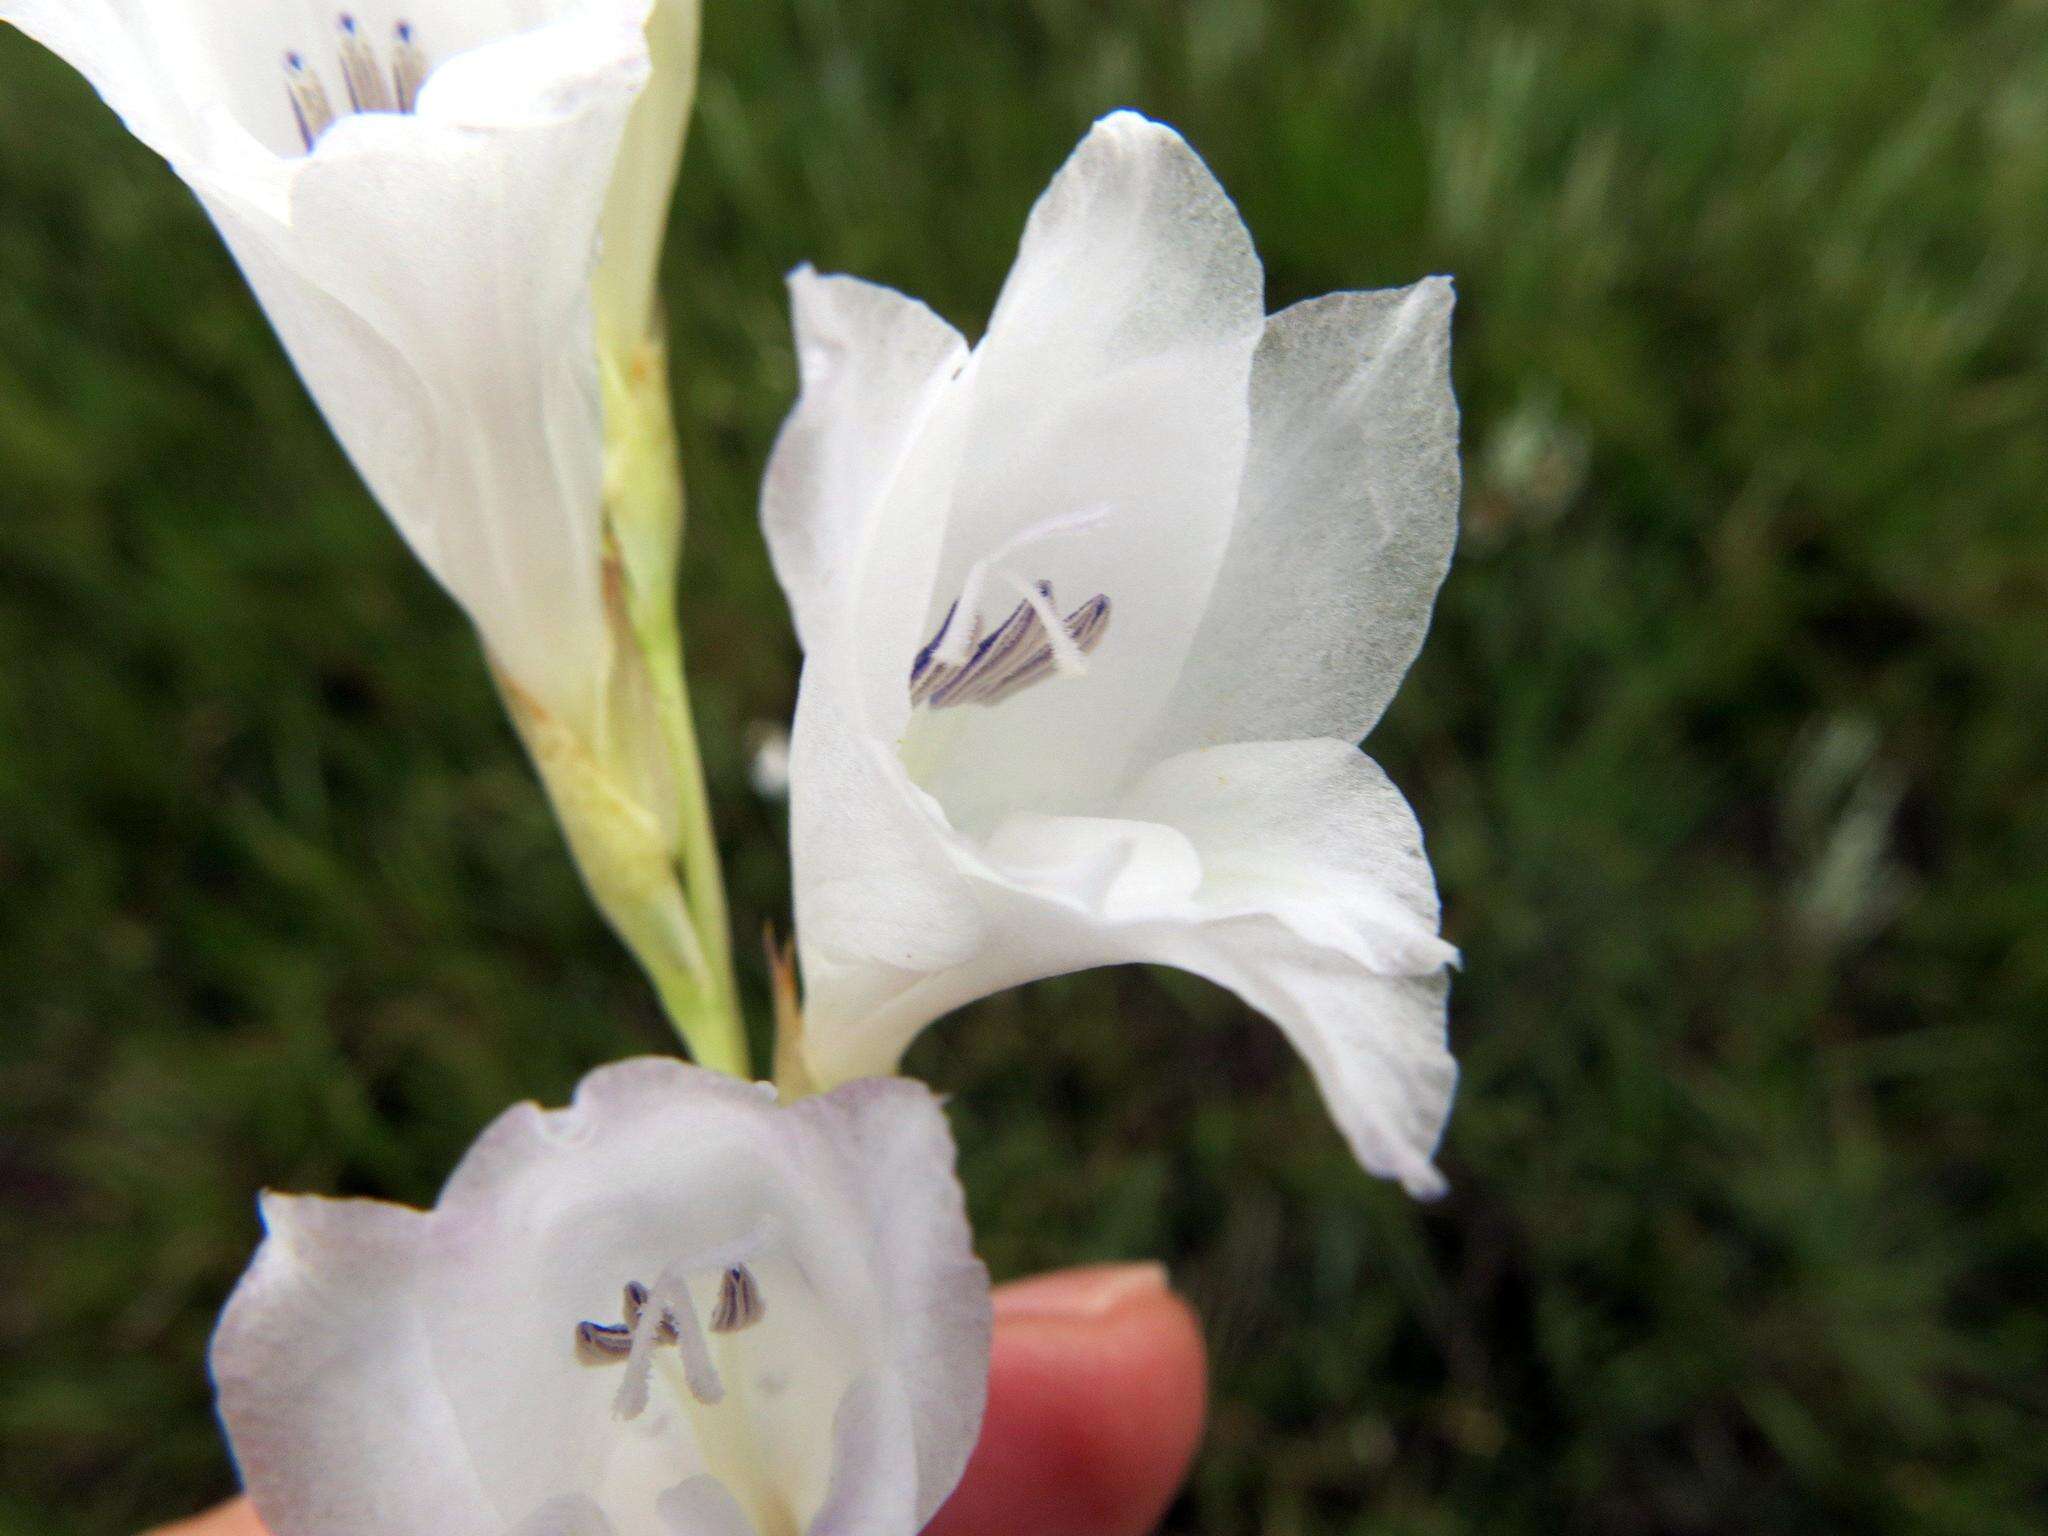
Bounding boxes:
[645,917,745,1080]
[644,614,745,1075]
[604,340,748,1079]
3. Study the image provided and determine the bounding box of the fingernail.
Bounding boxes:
[993,1262,1172,1321]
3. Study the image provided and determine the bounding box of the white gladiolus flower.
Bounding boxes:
[0,0,660,737]
[765,112,1463,1196]
[212,1060,992,1536]
[5,1,754,1058]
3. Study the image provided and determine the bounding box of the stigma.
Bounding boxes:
[284,16,429,152]
[910,582,1111,710]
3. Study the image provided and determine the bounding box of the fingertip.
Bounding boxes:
[143,1499,267,1536]
[928,1264,1208,1536]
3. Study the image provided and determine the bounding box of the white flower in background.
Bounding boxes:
[213,1059,991,1536]
[5,0,754,1063]
[765,112,1462,1195]
[0,0,662,741]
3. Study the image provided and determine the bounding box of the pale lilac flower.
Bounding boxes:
[213,1060,991,1536]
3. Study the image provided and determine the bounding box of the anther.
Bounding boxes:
[281,21,424,153]
[575,1320,634,1363]
[283,51,336,152]
[710,1265,765,1334]
[910,582,1111,709]
[335,14,395,113]
[391,21,429,113]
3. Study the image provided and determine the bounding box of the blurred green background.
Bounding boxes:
[3,1,2045,1532]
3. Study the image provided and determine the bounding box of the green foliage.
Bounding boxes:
[2,1,2044,1531]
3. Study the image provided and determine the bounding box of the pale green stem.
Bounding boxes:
[495,649,744,1079]
[642,609,745,1073]
[603,342,748,1078]
[646,932,745,1080]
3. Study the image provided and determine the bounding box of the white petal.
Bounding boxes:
[783,1078,992,1525]
[654,1477,752,1536]
[798,743,1457,1194]
[1137,922,1456,1197]
[430,1056,772,1215]
[986,110,1260,336]
[1147,280,1461,756]
[211,1194,498,1536]
[1115,739,1457,974]
[899,111,1265,829]
[806,1375,917,1536]
[762,269,969,654]
[981,812,1203,921]
[1115,739,1458,1194]
[788,684,991,1035]
[516,1495,620,1536]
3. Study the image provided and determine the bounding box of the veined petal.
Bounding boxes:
[1148,280,1461,756]
[211,1193,499,1536]
[1114,739,1457,1195]
[781,290,988,1044]
[797,742,1456,1195]
[901,112,1266,830]
[1136,921,1456,1197]
[1115,739,1457,975]
[762,269,970,654]
[983,111,1260,358]
[213,1061,991,1536]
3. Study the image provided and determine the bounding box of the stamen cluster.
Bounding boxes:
[576,1258,770,1418]
[284,15,429,151]
[910,582,1112,710]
